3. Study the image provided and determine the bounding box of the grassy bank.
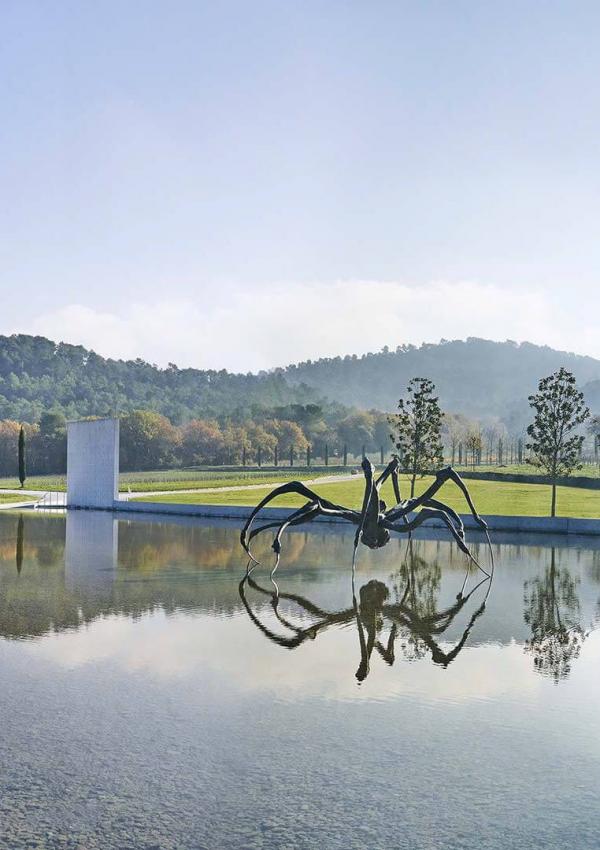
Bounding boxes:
[0,467,349,493]
[0,493,37,504]
[133,474,600,518]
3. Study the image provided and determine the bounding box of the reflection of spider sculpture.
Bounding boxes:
[241,457,491,573]
[239,559,492,682]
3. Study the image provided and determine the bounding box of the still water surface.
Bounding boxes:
[1,511,599,849]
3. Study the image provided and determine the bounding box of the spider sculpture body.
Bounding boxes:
[241,456,491,573]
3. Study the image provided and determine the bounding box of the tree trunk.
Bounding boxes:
[551,481,557,517]
[410,472,416,498]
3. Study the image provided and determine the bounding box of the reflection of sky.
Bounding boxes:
[13,608,542,704]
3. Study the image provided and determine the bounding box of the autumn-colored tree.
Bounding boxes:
[179,419,224,466]
[219,424,251,465]
[263,419,308,459]
[243,422,278,464]
[336,411,375,457]
[120,410,180,470]
[0,420,21,476]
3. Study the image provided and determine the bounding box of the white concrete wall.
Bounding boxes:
[67,418,119,508]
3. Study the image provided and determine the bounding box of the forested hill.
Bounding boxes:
[0,334,320,423]
[279,338,600,422]
[2,334,600,427]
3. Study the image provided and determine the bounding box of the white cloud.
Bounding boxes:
[28,279,595,372]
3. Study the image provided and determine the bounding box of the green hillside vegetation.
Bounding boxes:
[0,333,320,422]
[2,334,600,430]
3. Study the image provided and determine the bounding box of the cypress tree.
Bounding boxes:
[18,426,26,488]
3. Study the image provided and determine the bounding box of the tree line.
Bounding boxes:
[0,405,393,477]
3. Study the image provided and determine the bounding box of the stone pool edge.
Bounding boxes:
[57,500,600,536]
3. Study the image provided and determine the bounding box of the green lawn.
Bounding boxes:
[456,463,600,479]
[0,467,349,493]
[133,474,600,518]
[0,476,67,491]
[118,468,348,492]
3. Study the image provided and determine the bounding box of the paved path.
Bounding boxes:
[120,473,356,500]
[0,498,41,510]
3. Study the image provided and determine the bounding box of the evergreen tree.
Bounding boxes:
[18,425,26,487]
[389,378,444,497]
[526,368,589,516]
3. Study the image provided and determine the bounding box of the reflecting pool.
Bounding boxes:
[1,511,600,849]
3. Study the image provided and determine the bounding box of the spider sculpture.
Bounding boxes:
[241,456,492,574]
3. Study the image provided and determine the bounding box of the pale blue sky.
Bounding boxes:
[2,1,600,370]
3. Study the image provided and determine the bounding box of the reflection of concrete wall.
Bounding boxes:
[65,511,118,594]
[67,418,119,508]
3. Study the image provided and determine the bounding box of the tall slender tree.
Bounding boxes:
[18,425,26,488]
[526,368,589,516]
[389,378,444,497]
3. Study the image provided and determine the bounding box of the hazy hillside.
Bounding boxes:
[1,334,600,428]
[279,338,600,423]
[0,334,320,423]
[583,380,600,412]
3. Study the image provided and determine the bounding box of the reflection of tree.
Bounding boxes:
[523,548,585,683]
[16,514,24,574]
[390,539,441,661]
[117,523,310,572]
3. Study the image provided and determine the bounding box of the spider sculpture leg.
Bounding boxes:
[239,572,355,648]
[375,456,402,505]
[245,501,321,562]
[420,497,466,541]
[240,480,360,563]
[386,507,490,576]
[385,466,487,530]
[382,508,478,562]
